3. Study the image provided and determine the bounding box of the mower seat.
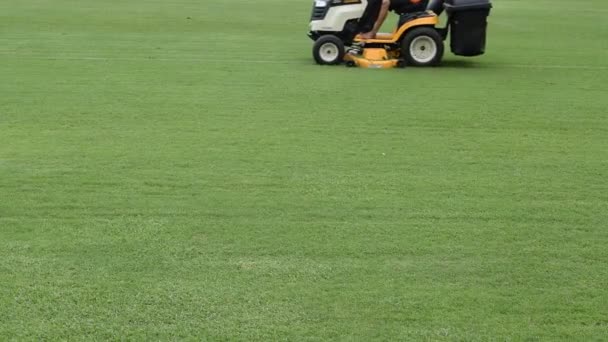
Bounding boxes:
[397,10,435,27]
[391,0,429,14]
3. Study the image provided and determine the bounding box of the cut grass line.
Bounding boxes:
[0,54,298,64]
[1,53,608,71]
[497,64,608,71]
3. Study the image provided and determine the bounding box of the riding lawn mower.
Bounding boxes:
[307,0,492,68]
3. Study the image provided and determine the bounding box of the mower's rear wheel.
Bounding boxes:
[401,27,444,67]
[313,35,345,65]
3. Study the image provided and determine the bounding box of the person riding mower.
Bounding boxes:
[360,0,429,39]
[308,0,492,68]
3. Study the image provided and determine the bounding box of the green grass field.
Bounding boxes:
[1,0,608,340]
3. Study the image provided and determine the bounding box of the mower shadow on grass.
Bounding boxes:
[439,59,481,68]
[302,56,485,69]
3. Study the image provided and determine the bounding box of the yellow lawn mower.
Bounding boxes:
[307,0,492,68]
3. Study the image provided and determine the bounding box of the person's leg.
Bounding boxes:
[357,0,383,34]
[360,0,390,39]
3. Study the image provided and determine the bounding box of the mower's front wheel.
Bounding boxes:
[313,35,345,65]
[401,27,444,67]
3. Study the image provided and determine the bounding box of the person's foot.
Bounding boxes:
[359,31,376,40]
[347,45,363,56]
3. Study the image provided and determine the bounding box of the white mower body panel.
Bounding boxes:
[309,0,368,32]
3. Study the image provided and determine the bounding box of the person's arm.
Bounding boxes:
[371,0,390,35]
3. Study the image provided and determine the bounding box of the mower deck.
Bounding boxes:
[344,48,403,69]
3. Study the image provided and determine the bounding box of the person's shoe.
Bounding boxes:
[347,42,364,56]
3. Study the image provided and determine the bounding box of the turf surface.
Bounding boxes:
[1,0,608,340]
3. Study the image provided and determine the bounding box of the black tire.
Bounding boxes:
[400,27,444,67]
[313,35,345,65]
